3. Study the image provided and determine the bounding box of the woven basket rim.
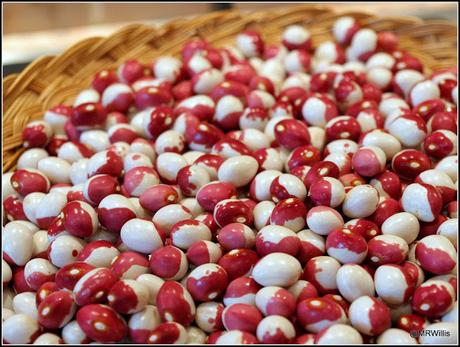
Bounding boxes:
[3,5,457,88]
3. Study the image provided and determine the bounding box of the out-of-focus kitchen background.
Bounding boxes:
[3,2,458,75]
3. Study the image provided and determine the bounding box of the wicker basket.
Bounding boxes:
[3,4,457,172]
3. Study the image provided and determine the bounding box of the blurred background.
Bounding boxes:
[3,2,458,75]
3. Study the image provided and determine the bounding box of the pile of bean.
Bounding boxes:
[2,16,458,344]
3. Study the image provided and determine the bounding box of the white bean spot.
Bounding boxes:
[164,312,173,322]
[95,291,105,299]
[310,300,322,307]
[420,304,430,311]
[94,321,106,331]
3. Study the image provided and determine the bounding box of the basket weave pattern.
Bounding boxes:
[3,5,457,172]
